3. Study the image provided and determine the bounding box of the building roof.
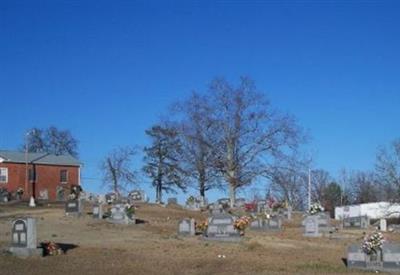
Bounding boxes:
[0,150,81,166]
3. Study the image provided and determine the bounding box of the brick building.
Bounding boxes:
[0,150,81,201]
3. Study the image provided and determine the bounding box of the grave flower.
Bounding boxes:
[196,220,208,233]
[234,216,252,235]
[42,241,63,256]
[362,231,385,255]
[309,202,324,215]
[186,196,195,205]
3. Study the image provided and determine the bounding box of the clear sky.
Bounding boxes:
[1,1,400,203]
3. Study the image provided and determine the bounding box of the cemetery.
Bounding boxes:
[2,200,400,274]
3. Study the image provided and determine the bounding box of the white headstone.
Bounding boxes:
[380,219,387,232]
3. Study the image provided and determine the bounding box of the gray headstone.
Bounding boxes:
[38,189,49,200]
[383,243,400,271]
[303,216,321,237]
[343,216,369,229]
[92,203,104,219]
[347,243,400,272]
[178,218,195,236]
[107,204,135,225]
[250,217,282,231]
[9,218,43,257]
[65,199,82,217]
[204,213,241,242]
[168,198,178,205]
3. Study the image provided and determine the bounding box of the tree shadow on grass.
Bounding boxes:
[342,257,348,267]
[40,242,78,256]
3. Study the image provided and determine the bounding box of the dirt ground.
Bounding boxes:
[0,202,396,275]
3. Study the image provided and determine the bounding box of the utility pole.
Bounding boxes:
[308,168,311,211]
[25,132,29,200]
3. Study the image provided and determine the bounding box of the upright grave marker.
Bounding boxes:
[107,204,135,225]
[65,199,82,217]
[178,218,196,236]
[250,216,282,231]
[92,203,104,219]
[343,216,369,229]
[204,213,241,242]
[9,218,43,257]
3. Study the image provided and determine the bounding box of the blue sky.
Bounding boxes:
[1,1,399,203]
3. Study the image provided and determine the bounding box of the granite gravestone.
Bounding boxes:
[107,204,135,225]
[9,218,43,257]
[250,216,282,231]
[204,213,241,242]
[92,203,104,219]
[347,243,400,272]
[343,216,369,229]
[303,215,321,237]
[380,219,387,232]
[128,190,148,203]
[178,218,195,236]
[65,199,82,217]
[167,198,178,205]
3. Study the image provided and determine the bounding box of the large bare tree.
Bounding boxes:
[206,77,304,207]
[172,92,222,202]
[143,124,187,203]
[23,126,79,158]
[101,146,137,196]
[375,138,400,201]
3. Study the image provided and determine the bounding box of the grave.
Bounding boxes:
[128,190,148,203]
[167,197,178,205]
[343,216,369,229]
[303,215,321,237]
[8,218,43,257]
[92,203,104,219]
[347,243,400,272]
[380,219,387,232]
[256,200,267,213]
[65,199,82,217]
[38,189,49,200]
[178,218,196,236]
[107,204,135,224]
[204,213,241,242]
[250,216,282,231]
[209,203,224,215]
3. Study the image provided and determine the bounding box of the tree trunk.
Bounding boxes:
[229,183,236,208]
[156,180,162,204]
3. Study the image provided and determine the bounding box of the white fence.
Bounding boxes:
[335,202,400,220]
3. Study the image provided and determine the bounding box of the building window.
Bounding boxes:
[0,168,8,183]
[28,168,37,182]
[60,170,68,184]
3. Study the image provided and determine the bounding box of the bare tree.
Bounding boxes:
[310,169,331,204]
[143,124,187,203]
[23,126,79,158]
[375,138,400,201]
[101,147,137,196]
[172,92,222,202]
[350,171,381,204]
[206,77,304,207]
[270,154,309,210]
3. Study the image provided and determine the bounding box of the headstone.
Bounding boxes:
[380,219,387,232]
[250,217,282,231]
[235,198,246,208]
[204,213,241,242]
[167,197,178,205]
[8,218,43,257]
[382,243,400,271]
[128,190,148,203]
[92,203,104,219]
[347,243,400,272]
[107,204,135,225]
[178,218,195,236]
[209,203,224,215]
[303,215,321,237]
[65,199,82,217]
[343,216,369,229]
[256,200,267,213]
[38,189,49,200]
